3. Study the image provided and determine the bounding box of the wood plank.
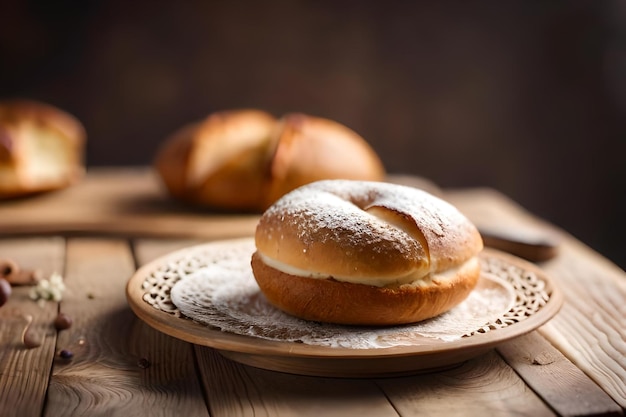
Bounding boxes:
[44,238,209,416]
[498,331,622,416]
[376,350,556,416]
[195,346,399,417]
[0,237,65,417]
[0,167,259,239]
[539,237,626,409]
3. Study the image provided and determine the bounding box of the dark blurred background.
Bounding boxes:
[1,0,624,269]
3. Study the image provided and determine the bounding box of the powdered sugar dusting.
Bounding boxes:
[170,240,515,349]
[256,180,482,276]
[265,188,411,249]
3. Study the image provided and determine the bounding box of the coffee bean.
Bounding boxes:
[54,313,73,330]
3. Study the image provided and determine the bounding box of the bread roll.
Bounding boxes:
[251,180,484,326]
[0,100,86,198]
[154,110,385,211]
[155,109,277,210]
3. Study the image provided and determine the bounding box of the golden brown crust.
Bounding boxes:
[252,179,483,325]
[254,180,484,280]
[154,110,385,212]
[264,113,385,206]
[154,109,276,211]
[251,251,481,326]
[0,99,85,146]
[0,99,86,198]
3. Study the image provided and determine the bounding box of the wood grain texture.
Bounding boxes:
[0,237,65,417]
[376,350,555,417]
[0,167,259,239]
[447,188,626,410]
[195,346,399,417]
[45,238,209,417]
[539,237,626,409]
[498,332,622,416]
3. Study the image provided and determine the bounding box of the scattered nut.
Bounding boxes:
[0,277,11,307]
[22,329,42,348]
[54,313,73,330]
[0,258,19,278]
[7,269,42,286]
[0,259,41,286]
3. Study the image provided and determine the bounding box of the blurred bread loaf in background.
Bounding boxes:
[154,109,385,211]
[0,100,86,198]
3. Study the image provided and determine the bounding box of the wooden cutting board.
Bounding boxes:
[0,167,260,239]
[0,167,559,261]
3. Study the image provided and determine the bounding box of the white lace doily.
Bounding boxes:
[139,239,552,349]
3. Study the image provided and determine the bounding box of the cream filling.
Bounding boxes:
[258,253,473,288]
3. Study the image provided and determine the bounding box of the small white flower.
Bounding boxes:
[50,273,64,287]
[30,272,66,303]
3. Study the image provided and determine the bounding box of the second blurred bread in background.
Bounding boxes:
[0,100,86,199]
[154,110,385,212]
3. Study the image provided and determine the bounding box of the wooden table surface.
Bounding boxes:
[0,168,625,417]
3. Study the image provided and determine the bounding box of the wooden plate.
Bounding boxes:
[126,238,563,378]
